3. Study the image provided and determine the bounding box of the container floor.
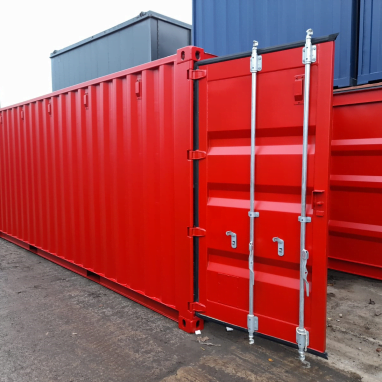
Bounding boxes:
[0,238,380,382]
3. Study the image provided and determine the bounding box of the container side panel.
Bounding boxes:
[357,0,382,84]
[141,68,160,296]
[329,88,382,279]
[193,0,357,87]
[0,51,207,328]
[158,64,176,305]
[125,74,144,291]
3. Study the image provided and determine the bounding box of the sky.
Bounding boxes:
[0,0,192,108]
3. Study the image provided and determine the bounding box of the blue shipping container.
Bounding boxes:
[358,0,382,84]
[192,0,358,87]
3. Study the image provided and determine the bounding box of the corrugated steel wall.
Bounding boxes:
[329,86,382,280]
[357,0,382,84]
[192,0,358,87]
[0,47,209,330]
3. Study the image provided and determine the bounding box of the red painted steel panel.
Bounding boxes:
[329,86,382,280]
[0,46,213,332]
[197,42,335,353]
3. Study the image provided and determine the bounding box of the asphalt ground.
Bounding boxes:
[0,238,371,382]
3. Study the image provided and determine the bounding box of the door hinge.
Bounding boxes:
[189,302,206,312]
[187,227,206,237]
[188,69,206,80]
[187,150,206,160]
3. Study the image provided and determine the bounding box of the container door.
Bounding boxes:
[195,40,335,354]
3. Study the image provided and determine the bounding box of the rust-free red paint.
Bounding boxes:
[329,86,382,280]
[0,40,338,356]
[0,46,212,333]
[195,42,335,354]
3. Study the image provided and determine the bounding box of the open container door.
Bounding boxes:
[329,85,382,280]
[192,34,336,357]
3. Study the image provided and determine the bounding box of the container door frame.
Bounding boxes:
[192,35,336,356]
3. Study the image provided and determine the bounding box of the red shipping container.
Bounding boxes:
[0,35,336,358]
[329,85,382,280]
[0,46,213,333]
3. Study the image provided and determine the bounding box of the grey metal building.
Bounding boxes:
[50,11,191,91]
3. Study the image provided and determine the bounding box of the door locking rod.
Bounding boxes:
[247,40,262,345]
[297,29,316,364]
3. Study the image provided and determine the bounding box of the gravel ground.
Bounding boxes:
[0,238,377,381]
[324,271,382,382]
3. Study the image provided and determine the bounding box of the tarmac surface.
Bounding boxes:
[0,238,378,382]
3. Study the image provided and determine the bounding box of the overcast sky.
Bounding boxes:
[0,0,192,108]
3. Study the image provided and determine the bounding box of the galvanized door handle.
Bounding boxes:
[302,249,309,297]
[272,237,284,256]
[226,231,237,249]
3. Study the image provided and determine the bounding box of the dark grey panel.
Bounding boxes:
[149,18,159,60]
[157,21,191,59]
[51,11,191,91]
[51,20,152,90]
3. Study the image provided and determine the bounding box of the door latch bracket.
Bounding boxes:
[302,249,310,297]
[272,237,284,256]
[296,327,309,352]
[247,314,259,332]
[226,231,237,248]
[298,216,311,223]
[302,45,317,64]
[250,42,262,73]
